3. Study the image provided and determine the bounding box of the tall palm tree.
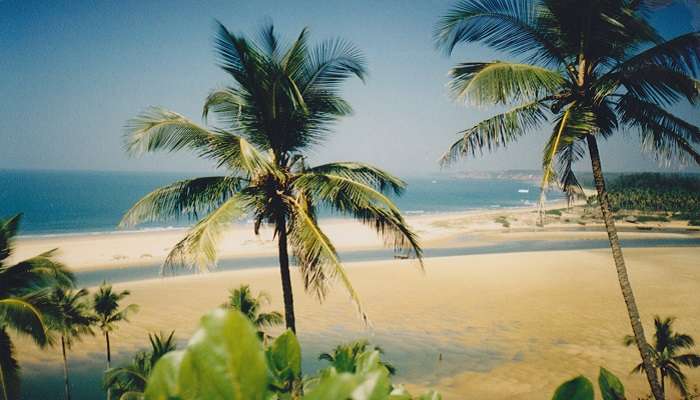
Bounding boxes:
[224,284,282,341]
[0,214,74,400]
[435,1,699,398]
[93,282,139,369]
[625,316,700,398]
[119,22,423,333]
[103,331,176,400]
[47,287,95,400]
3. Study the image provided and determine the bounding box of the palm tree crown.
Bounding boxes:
[224,284,282,340]
[626,316,700,397]
[120,22,423,331]
[0,214,74,400]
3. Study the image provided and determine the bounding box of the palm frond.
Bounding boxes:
[617,95,700,165]
[617,32,700,76]
[0,298,47,347]
[285,195,368,323]
[119,177,244,228]
[434,0,565,66]
[293,173,423,262]
[616,64,700,106]
[301,38,367,94]
[0,328,19,400]
[448,61,564,105]
[441,100,548,165]
[673,353,700,368]
[0,215,21,263]
[163,194,248,273]
[305,162,405,195]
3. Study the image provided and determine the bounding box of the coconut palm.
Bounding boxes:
[103,331,176,399]
[435,1,699,398]
[47,287,96,400]
[319,339,396,375]
[0,214,74,400]
[224,284,282,341]
[625,316,700,397]
[93,282,139,369]
[119,22,423,333]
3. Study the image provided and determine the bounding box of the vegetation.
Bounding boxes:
[223,284,283,342]
[143,308,440,399]
[435,0,699,397]
[103,331,177,400]
[93,282,139,369]
[0,215,75,400]
[120,21,423,333]
[47,287,96,400]
[319,340,396,376]
[551,368,626,400]
[494,216,510,228]
[625,316,700,398]
[607,174,700,213]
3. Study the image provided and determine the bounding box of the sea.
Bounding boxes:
[0,169,556,237]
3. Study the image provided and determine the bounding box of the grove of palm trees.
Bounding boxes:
[2,0,699,399]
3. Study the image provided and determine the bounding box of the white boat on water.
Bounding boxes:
[518,189,529,193]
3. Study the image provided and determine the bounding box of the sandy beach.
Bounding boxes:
[12,205,700,399]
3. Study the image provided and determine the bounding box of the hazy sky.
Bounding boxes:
[1,0,699,176]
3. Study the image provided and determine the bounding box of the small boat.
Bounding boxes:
[518,189,529,193]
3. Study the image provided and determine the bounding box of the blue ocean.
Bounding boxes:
[0,169,554,236]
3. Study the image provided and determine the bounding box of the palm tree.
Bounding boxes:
[0,214,74,400]
[319,339,396,375]
[47,287,95,400]
[224,284,282,341]
[103,331,176,399]
[625,316,700,398]
[93,282,139,369]
[119,22,423,333]
[435,1,699,398]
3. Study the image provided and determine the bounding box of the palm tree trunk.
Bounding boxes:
[586,135,664,400]
[105,331,111,368]
[105,331,111,400]
[276,214,296,333]
[61,336,71,400]
[660,371,665,396]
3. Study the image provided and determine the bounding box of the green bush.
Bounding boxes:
[143,309,440,400]
[607,173,700,212]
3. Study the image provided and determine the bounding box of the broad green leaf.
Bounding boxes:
[178,309,269,399]
[598,368,625,400]
[552,376,594,400]
[303,373,361,400]
[267,329,302,382]
[417,391,442,400]
[349,370,391,400]
[144,351,184,400]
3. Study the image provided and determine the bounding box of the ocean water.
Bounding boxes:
[0,169,556,236]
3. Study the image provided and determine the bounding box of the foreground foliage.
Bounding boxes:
[0,214,74,400]
[552,368,626,400]
[223,284,283,342]
[143,309,440,400]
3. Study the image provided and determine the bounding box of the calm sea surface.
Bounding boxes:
[0,169,556,236]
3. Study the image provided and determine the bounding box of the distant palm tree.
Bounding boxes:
[625,316,700,398]
[435,1,699,398]
[93,282,139,369]
[47,287,95,400]
[119,22,422,333]
[319,339,396,375]
[0,214,74,400]
[224,284,282,341]
[103,331,176,399]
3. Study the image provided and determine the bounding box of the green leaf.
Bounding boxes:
[267,329,302,382]
[552,376,594,400]
[598,368,625,400]
[144,351,184,400]
[302,373,360,400]
[177,309,269,400]
[417,391,442,400]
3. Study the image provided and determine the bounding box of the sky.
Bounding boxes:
[1,0,699,177]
